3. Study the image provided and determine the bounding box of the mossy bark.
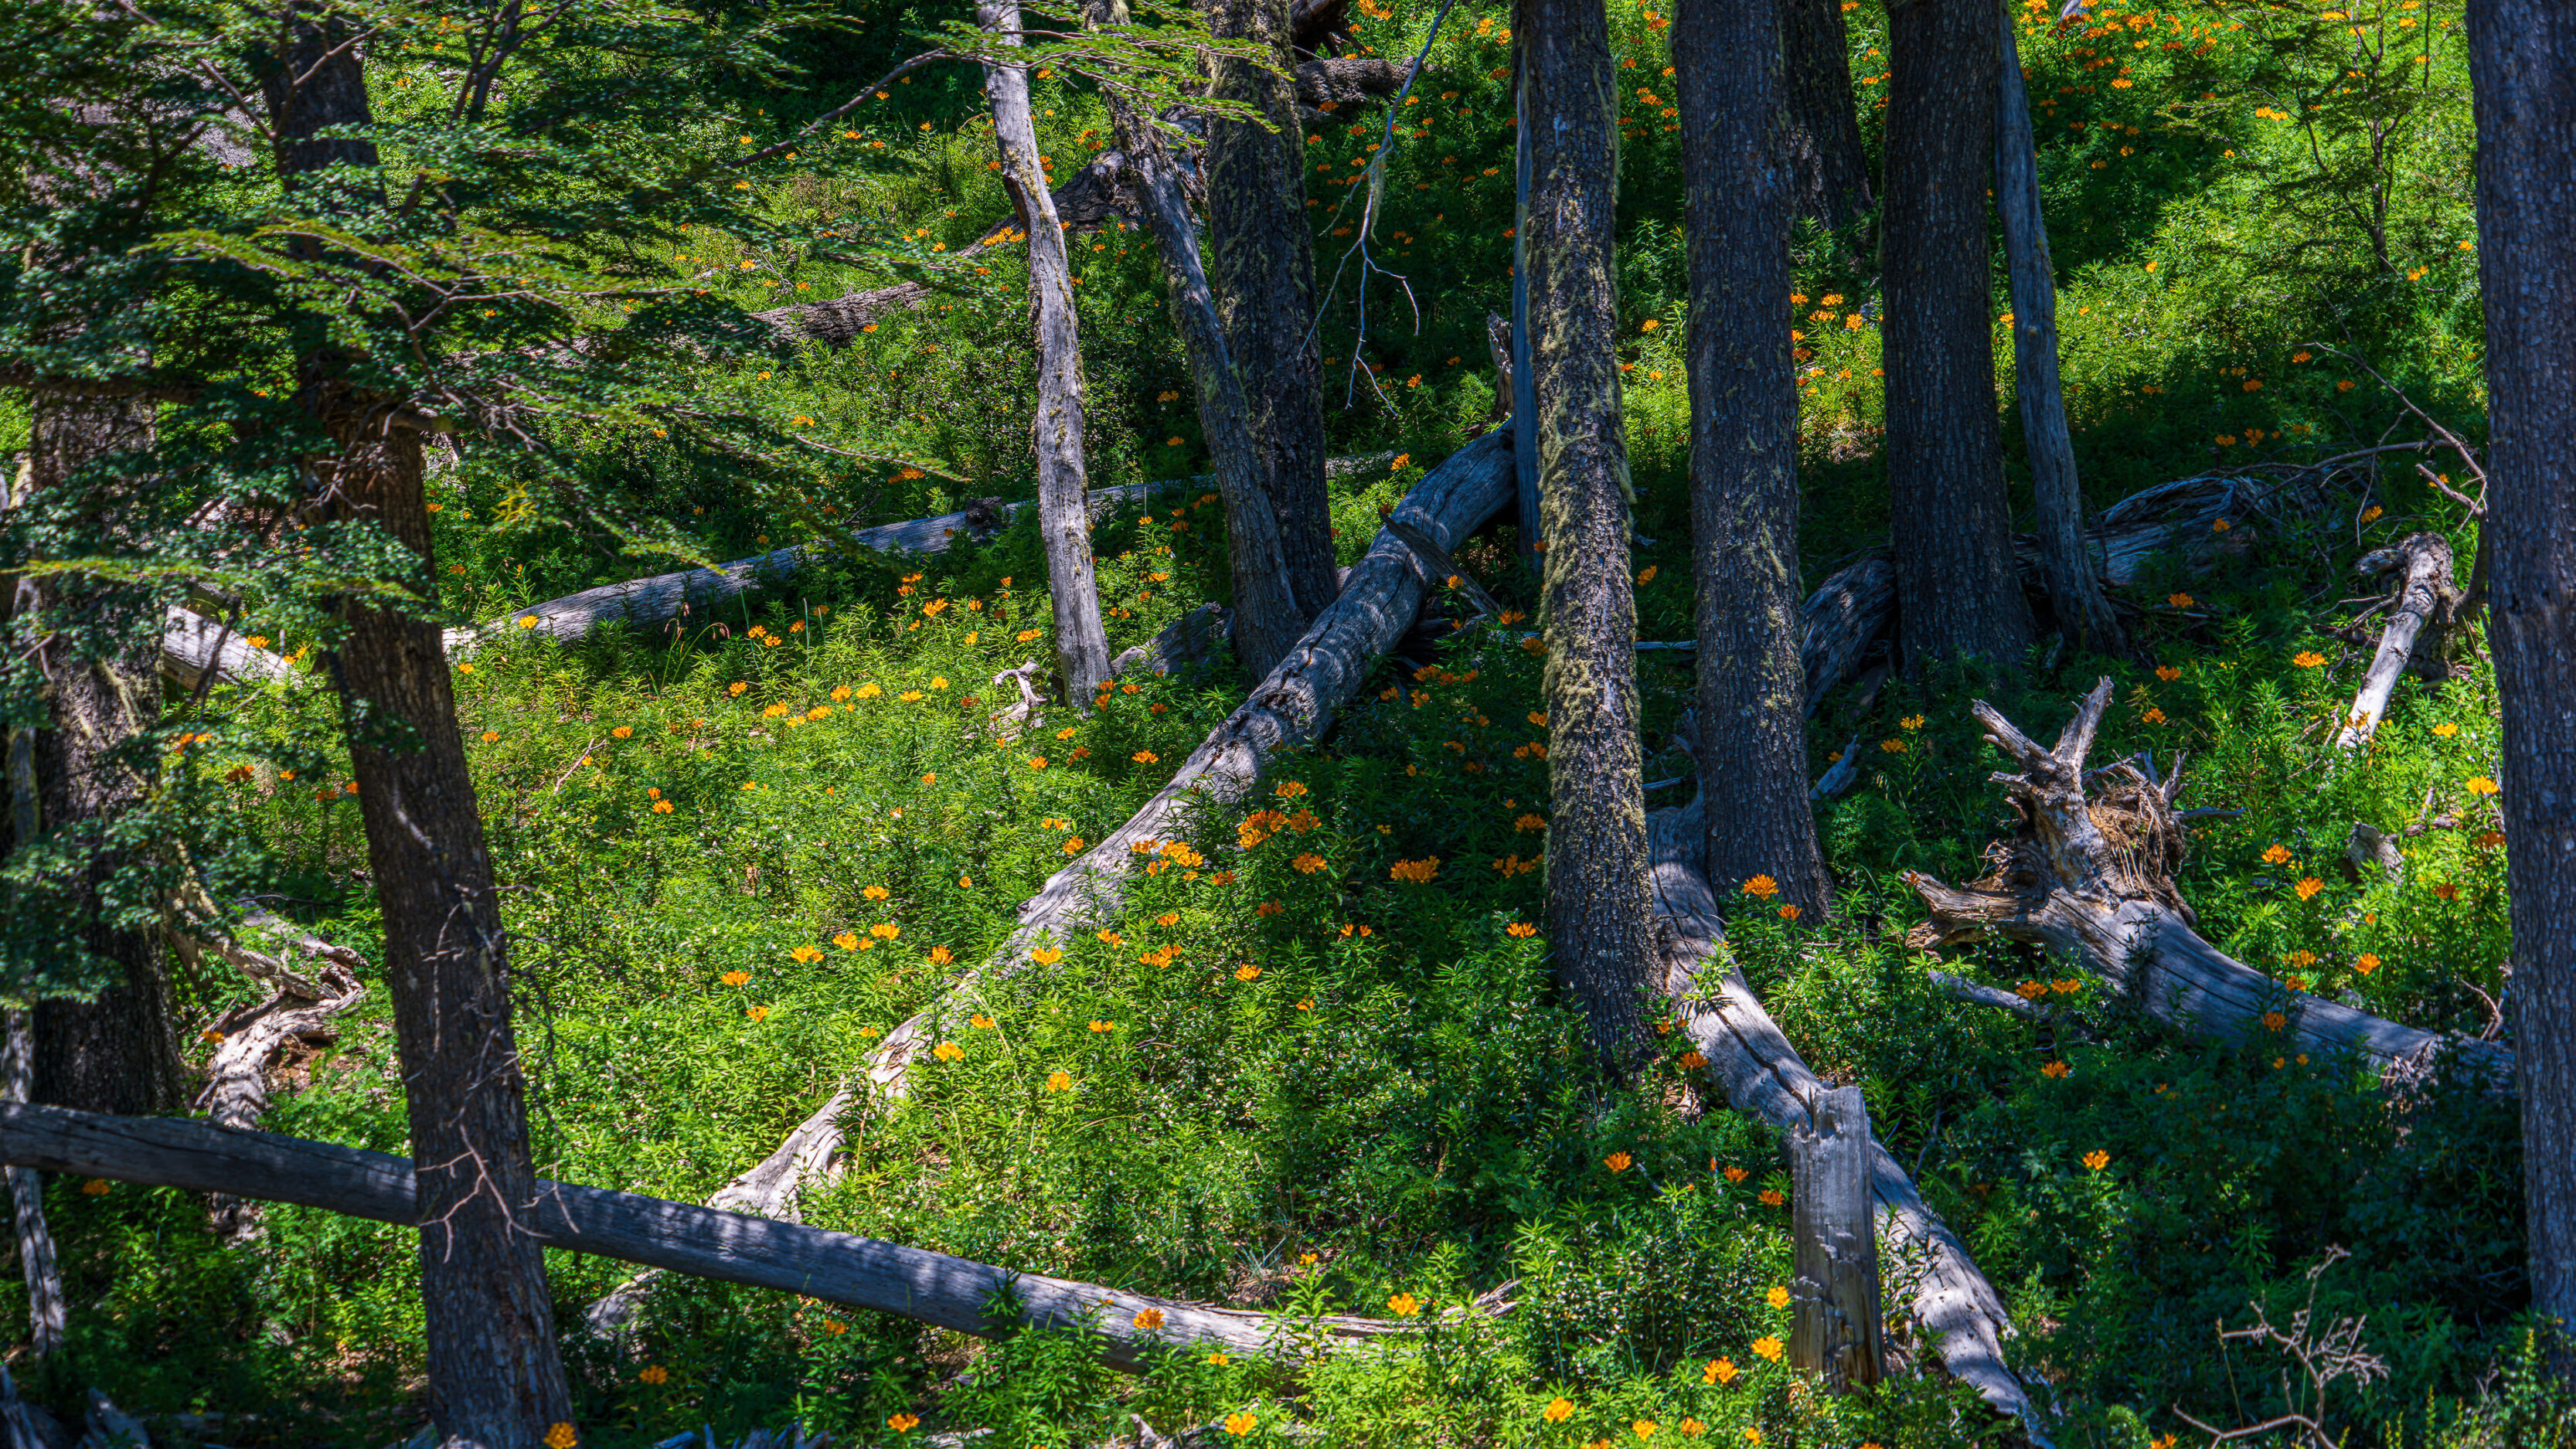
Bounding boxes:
[1676,0,1835,921]
[1881,0,2031,671]
[267,24,573,1444]
[1518,0,1656,1070]
[2464,0,2576,1341]
[1204,0,1339,620]
[981,0,1114,700]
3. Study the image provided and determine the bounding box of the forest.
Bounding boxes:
[4,0,2574,1443]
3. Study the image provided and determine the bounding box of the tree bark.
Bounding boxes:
[1881,0,2030,671]
[12,397,187,1121]
[1676,0,1835,920]
[2465,0,2576,1343]
[1094,5,1310,680]
[1511,43,1543,571]
[1204,0,1339,620]
[1788,1086,1885,1392]
[1994,4,2125,658]
[1781,0,1874,231]
[1519,0,1656,1069]
[265,20,575,1444]
[980,0,1114,702]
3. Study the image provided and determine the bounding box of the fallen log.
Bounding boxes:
[584,428,1519,1333]
[1645,798,2046,1440]
[2332,532,2462,750]
[1904,679,2513,1094]
[0,1101,1502,1372]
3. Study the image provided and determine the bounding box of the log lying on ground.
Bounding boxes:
[158,605,294,690]
[584,429,1519,1333]
[0,1101,1502,1372]
[1645,799,2047,1440]
[2333,532,2462,750]
[1904,679,2513,1094]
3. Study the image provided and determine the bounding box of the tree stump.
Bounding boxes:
[1789,1085,1884,1391]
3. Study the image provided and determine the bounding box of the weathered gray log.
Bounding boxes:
[0,1101,1500,1372]
[1798,555,1894,715]
[981,0,1114,701]
[2,1016,63,1359]
[2333,532,2461,749]
[584,429,1518,1333]
[195,961,367,1134]
[1789,1085,1885,1393]
[1906,679,2513,1094]
[158,605,294,689]
[1810,733,1863,801]
[1646,799,2044,1439]
[1995,0,2125,658]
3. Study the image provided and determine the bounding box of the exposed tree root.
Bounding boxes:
[2333,532,2462,750]
[1645,801,2049,1442]
[1904,679,2513,1094]
[0,1102,1509,1373]
[584,427,1519,1335]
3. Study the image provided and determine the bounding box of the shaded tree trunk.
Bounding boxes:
[1203,0,1339,620]
[1881,0,2030,670]
[1676,0,1834,920]
[1512,40,1543,570]
[1518,0,1656,1068]
[2464,0,2576,1348]
[1781,0,1874,231]
[1094,2,1309,680]
[980,0,1113,701]
[10,397,185,1121]
[1995,2,2124,658]
[264,22,574,1445]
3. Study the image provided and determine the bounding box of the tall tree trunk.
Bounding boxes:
[980,0,1113,702]
[1994,2,2124,658]
[2465,0,2576,1351]
[1203,0,1339,620]
[1781,0,1873,232]
[265,23,574,1446]
[1676,0,1833,920]
[1512,39,1542,570]
[1881,0,2030,671]
[1094,1,1309,679]
[1519,0,1656,1069]
[11,397,186,1121]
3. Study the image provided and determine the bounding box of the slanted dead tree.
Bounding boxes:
[584,430,1518,1333]
[0,1100,1508,1372]
[1904,679,2513,1093]
[1994,0,2125,658]
[2332,531,2462,750]
[979,0,1114,701]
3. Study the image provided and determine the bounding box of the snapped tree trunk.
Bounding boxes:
[2333,532,2462,750]
[1519,0,1657,1069]
[12,395,186,1121]
[264,21,575,1443]
[1881,0,2030,670]
[980,0,1114,701]
[1781,0,1874,231]
[2465,0,2576,1340]
[1676,0,1835,920]
[1203,0,1339,620]
[1788,1086,1885,1392]
[1994,2,2125,658]
[1094,0,1309,679]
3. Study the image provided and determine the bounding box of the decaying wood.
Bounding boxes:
[1798,556,1894,717]
[3,1015,64,1359]
[1645,800,2045,1439]
[1788,1085,1885,1392]
[585,429,1519,1334]
[1905,679,2513,1094]
[0,1101,1507,1373]
[2333,532,2462,749]
[158,604,292,689]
